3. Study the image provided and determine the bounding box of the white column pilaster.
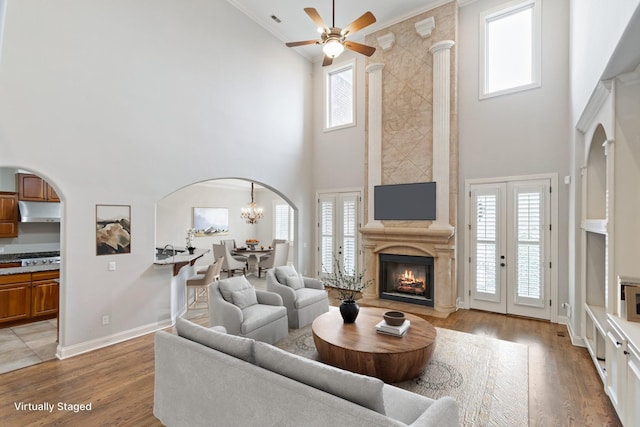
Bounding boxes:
[365,63,384,228]
[428,40,455,231]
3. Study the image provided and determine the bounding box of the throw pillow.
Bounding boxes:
[175,317,255,363]
[285,273,305,290]
[218,275,252,303]
[254,341,386,415]
[231,287,258,309]
[275,265,297,284]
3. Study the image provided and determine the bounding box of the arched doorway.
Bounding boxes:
[0,166,63,374]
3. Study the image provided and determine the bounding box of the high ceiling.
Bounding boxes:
[227,0,462,61]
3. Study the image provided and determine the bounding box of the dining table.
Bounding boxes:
[233,247,273,276]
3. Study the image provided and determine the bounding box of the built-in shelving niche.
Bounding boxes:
[585,230,608,382]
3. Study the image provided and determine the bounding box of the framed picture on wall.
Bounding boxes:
[193,207,229,236]
[626,286,640,323]
[96,204,131,255]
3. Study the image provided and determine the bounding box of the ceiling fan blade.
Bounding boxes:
[342,11,376,36]
[285,40,320,47]
[322,55,334,67]
[304,8,327,31]
[344,41,376,57]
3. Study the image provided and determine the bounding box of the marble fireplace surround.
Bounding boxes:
[361,226,456,317]
[360,5,458,317]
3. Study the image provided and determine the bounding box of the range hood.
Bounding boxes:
[18,201,61,223]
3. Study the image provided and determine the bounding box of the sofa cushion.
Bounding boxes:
[285,274,305,290]
[218,275,253,303]
[232,287,258,309]
[175,317,255,363]
[254,341,386,415]
[275,265,297,284]
[294,288,328,309]
[241,304,287,335]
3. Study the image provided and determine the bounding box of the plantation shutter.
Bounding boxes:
[274,203,292,241]
[513,184,545,307]
[342,195,357,275]
[319,196,335,276]
[471,187,501,302]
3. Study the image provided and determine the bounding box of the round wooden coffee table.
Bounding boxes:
[311,307,436,383]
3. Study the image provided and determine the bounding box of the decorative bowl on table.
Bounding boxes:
[383,311,406,326]
[245,239,259,249]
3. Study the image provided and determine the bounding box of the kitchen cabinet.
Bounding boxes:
[16,173,60,202]
[0,270,59,325]
[0,192,18,238]
[31,271,59,317]
[0,273,31,323]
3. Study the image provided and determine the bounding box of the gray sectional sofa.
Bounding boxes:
[154,318,459,427]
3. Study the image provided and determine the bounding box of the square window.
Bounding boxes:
[480,0,541,99]
[324,60,355,131]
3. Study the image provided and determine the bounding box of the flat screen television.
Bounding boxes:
[374,182,436,220]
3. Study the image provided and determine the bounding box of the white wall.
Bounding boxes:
[312,51,367,191]
[570,0,640,124]
[458,0,572,315]
[0,0,313,353]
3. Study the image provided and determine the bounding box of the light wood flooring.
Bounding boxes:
[0,296,621,426]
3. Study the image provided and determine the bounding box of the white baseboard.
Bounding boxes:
[565,318,586,348]
[57,319,173,359]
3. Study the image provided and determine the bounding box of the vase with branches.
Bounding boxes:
[323,254,371,323]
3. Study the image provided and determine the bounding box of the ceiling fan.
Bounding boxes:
[285,0,377,66]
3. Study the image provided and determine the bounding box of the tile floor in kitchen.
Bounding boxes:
[0,319,57,374]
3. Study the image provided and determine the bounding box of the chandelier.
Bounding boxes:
[240,182,264,224]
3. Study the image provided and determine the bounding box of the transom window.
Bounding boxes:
[324,59,355,131]
[480,0,541,99]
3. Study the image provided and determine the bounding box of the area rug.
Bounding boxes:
[275,324,529,426]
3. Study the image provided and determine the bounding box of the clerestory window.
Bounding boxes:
[480,0,541,99]
[324,59,355,131]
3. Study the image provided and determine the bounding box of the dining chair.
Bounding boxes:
[214,243,246,277]
[258,242,289,278]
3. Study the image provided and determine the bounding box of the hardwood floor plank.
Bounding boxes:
[0,307,621,426]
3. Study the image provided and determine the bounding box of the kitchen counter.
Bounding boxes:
[154,247,209,276]
[0,251,61,276]
[0,264,60,276]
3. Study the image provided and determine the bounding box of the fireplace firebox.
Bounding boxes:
[379,254,434,307]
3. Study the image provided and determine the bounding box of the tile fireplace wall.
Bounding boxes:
[362,3,458,317]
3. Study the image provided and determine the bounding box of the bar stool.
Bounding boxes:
[186,256,223,313]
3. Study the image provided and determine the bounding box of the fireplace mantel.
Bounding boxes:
[361,226,454,244]
[360,226,456,317]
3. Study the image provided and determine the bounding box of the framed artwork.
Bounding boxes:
[96,204,131,255]
[626,286,640,323]
[193,207,229,236]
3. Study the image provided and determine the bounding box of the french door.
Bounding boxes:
[317,191,360,278]
[468,178,552,320]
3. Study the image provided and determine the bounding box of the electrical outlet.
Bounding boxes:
[102,315,110,325]
[108,261,116,271]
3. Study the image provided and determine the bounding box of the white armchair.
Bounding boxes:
[266,266,329,329]
[208,276,288,344]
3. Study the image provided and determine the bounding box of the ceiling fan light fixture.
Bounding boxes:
[323,39,344,58]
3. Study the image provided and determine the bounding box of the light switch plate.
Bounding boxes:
[108,261,116,271]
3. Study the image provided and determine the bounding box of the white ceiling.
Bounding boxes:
[226,0,458,61]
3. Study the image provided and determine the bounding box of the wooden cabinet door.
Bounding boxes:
[46,184,60,202]
[0,192,18,238]
[31,271,59,317]
[0,274,32,323]
[17,173,46,201]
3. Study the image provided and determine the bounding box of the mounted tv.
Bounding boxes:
[374,182,436,220]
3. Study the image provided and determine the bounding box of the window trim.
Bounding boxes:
[324,58,356,132]
[479,0,541,100]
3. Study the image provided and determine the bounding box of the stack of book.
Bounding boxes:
[375,319,411,337]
